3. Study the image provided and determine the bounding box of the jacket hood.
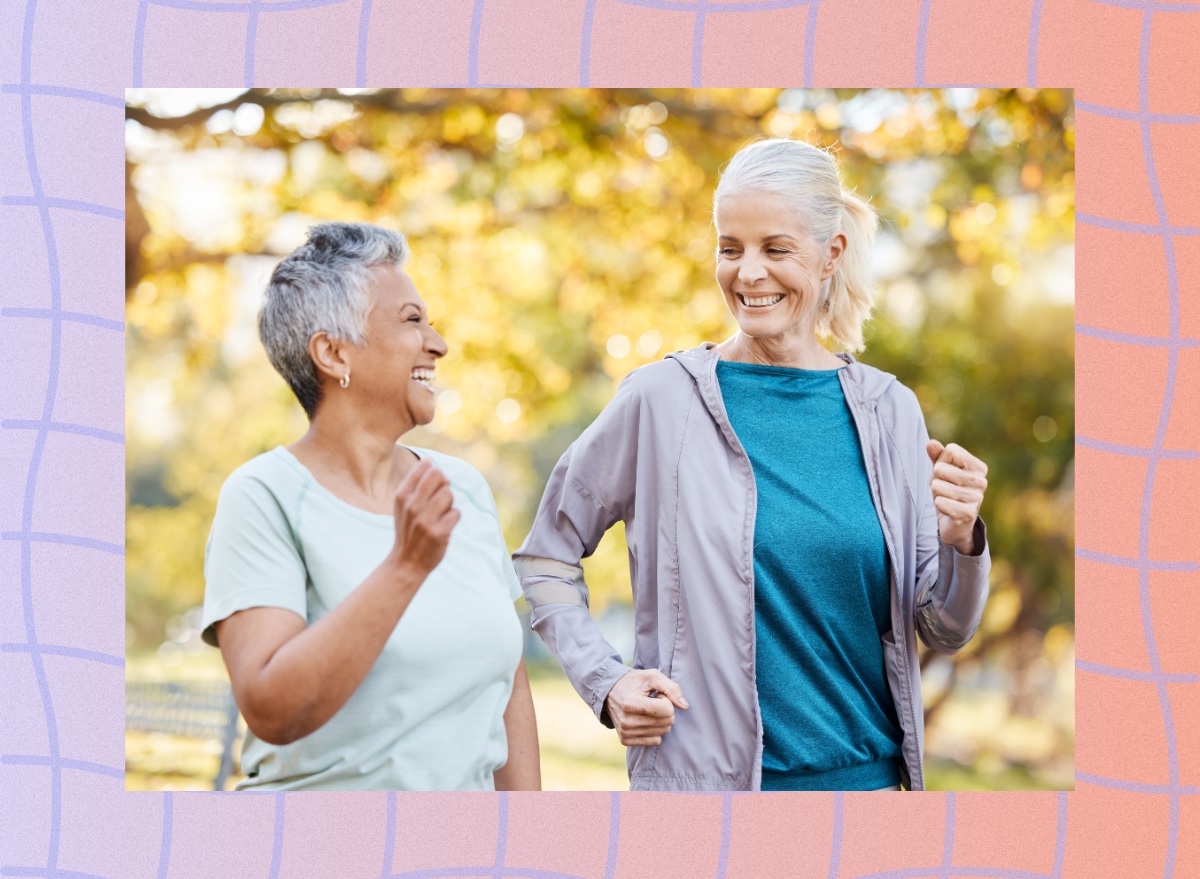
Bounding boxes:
[666,342,897,406]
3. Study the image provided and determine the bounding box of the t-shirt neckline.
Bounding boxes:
[717,359,847,378]
[273,444,425,525]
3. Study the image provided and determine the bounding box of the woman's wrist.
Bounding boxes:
[953,517,987,557]
[951,529,979,556]
[382,551,426,594]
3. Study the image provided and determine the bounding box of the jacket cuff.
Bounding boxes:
[933,516,991,641]
[590,659,633,728]
[949,515,988,558]
[528,602,630,727]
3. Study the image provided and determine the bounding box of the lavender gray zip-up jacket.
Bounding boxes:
[514,342,990,791]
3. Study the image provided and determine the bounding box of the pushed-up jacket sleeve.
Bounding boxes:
[904,389,992,655]
[513,373,644,726]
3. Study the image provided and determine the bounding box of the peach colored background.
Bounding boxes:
[1,0,1196,876]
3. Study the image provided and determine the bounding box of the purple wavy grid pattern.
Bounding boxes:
[0,0,1196,878]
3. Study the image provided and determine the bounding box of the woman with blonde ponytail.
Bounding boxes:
[516,138,992,792]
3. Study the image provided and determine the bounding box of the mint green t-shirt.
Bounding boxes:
[200,446,523,791]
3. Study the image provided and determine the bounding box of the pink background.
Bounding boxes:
[1,0,1197,876]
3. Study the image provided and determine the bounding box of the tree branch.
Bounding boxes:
[126,89,479,131]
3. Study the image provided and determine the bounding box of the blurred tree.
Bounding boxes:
[124,89,1074,749]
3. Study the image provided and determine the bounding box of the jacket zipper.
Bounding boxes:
[839,374,924,791]
[699,358,764,791]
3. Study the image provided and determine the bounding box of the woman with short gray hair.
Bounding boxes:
[516,138,991,791]
[201,221,540,791]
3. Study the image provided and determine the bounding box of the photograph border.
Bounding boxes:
[1,1,1195,877]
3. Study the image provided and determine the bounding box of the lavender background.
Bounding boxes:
[2,0,1198,877]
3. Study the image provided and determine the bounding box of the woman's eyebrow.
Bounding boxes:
[717,233,798,243]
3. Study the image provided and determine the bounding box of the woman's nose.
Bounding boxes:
[426,327,448,358]
[738,255,768,284]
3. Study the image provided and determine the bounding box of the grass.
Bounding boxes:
[125,653,1071,792]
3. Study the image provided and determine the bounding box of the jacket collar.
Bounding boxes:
[666,341,897,408]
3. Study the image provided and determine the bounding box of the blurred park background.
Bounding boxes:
[124,88,1074,791]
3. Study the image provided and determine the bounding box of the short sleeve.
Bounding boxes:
[501,550,523,603]
[479,478,523,604]
[447,456,523,604]
[201,467,308,647]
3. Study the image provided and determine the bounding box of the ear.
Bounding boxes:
[308,331,351,385]
[822,230,847,281]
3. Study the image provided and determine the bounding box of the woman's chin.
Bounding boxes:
[733,315,788,338]
[391,401,435,433]
[730,307,818,341]
[410,408,436,429]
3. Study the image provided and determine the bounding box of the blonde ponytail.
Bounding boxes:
[715,138,879,352]
[818,190,878,352]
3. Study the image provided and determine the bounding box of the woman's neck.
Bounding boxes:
[719,332,845,370]
[289,409,418,506]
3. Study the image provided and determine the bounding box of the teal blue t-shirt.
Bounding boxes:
[716,359,903,791]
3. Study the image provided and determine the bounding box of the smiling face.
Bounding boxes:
[715,190,843,348]
[351,265,447,429]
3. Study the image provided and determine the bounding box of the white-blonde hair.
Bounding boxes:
[715,138,879,352]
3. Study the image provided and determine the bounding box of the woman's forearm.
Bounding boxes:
[494,659,541,791]
[222,553,423,744]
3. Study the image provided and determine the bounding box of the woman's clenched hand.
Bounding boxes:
[604,669,689,747]
[926,439,988,555]
[390,458,460,581]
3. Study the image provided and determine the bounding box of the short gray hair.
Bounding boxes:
[258,222,410,418]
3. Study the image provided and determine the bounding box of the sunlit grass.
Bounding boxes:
[126,652,1071,791]
[125,652,630,791]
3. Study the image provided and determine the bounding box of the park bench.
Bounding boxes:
[126,680,241,790]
